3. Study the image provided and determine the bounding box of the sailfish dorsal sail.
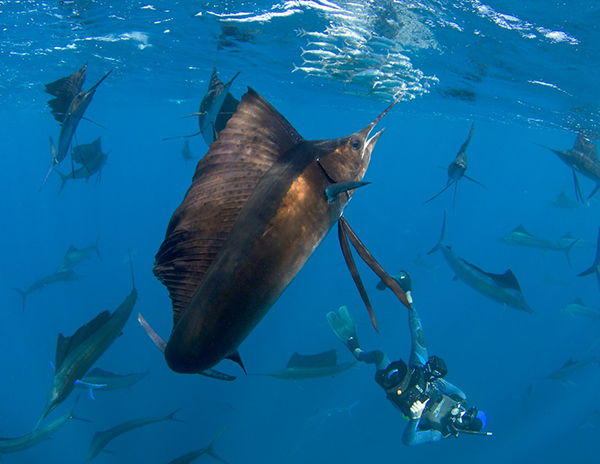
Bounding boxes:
[153,88,305,327]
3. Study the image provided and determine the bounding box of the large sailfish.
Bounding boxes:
[143,88,409,375]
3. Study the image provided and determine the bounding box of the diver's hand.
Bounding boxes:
[409,399,429,419]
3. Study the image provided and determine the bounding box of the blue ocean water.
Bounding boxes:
[1,0,600,462]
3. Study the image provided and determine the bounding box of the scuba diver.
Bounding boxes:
[327,271,491,445]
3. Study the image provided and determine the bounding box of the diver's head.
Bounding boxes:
[451,406,485,431]
[394,270,412,293]
[472,410,487,432]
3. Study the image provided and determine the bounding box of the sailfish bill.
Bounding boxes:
[149,88,407,375]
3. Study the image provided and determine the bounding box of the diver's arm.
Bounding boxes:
[437,379,467,401]
[408,302,428,367]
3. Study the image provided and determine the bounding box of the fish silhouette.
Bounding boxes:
[537,133,600,202]
[428,212,533,314]
[424,122,486,210]
[41,65,111,189]
[253,350,357,380]
[165,65,239,146]
[33,265,136,432]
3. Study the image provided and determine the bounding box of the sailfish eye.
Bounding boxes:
[350,138,362,150]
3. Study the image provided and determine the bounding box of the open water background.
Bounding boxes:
[1,1,600,463]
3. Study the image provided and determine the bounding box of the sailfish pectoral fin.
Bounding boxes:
[198,369,236,382]
[588,183,600,200]
[138,313,167,351]
[573,170,585,203]
[326,181,370,202]
[339,216,411,324]
[74,380,107,389]
[81,116,107,130]
[423,180,454,205]
[225,351,246,375]
[137,313,236,380]
[338,219,378,332]
[463,174,487,189]
[162,131,203,141]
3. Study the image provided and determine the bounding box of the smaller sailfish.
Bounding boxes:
[499,224,577,266]
[55,137,110,194]
[560,298,600,321]
[253,350,357,381]
[75,368,149,398]
[424,121,486,210]
[181,139,197,163]
[164,65,240,146]
[13,269,81,311]
[33,263,137,432]
[537,133,600,203]
[56,236,102,271]
[41,64,112,190]
[545,357,600,383]
[428,212,533,314]
[84,409,182,462]
[0,399,84,456]
[166,428,229,464]
[197,66,240,145]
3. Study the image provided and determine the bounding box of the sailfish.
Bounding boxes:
[537,133,600,203]
[253,350,357,380]
[164,65,240,146]
[423,121,486,210]
[32,265,136,432]
[142,88,409,376]
[428,212,533,314]
[41,64,111,189]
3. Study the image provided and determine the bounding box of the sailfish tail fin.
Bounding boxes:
[562,238,579,267]
[205,427,230,464]
[578,227,600,278]
[54,169,69,195]
[12,287,26,312]
[167,408,185,423]
[578,265,597,277]
[427,211,446,255]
